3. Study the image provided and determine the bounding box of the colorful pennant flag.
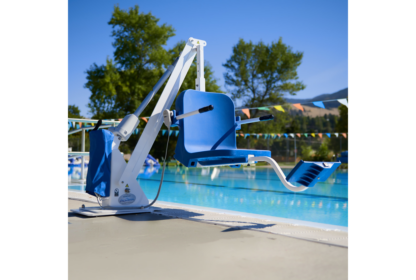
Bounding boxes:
[326,133,331,138]
[274,105,285,112]
[334,133,339,137]
[311,133,315,137]
[318,133,322,138]
[293,103,304,112]
[342,133,347,138]
[338,99,348,108]
[162,130,166,136]
[304,133,308,137]
[313,101,325,109]
[175,131,179,137]
[241,109,250,118]
[264,134,268,139]
[258,107,270,111]
[283,133,288,138]
[277,134,281,138]
[245,133,250,139]
[141,117,148,123]
[169,130,173,136]
[289,133,294,138]
[240,133,244,137]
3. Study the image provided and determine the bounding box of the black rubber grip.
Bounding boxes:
[93,119,102,131]
[199,105,214,113]
[259,115,274,121]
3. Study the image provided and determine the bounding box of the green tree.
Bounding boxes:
[85,5,175,120]
[68,105,82,118]
[85,5,221,120]
[336,105,348,132]
[328,104,348,155]
[223,38,305,116]
[223,38,305,135]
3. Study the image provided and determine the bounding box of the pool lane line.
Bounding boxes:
[138,178,348,201]
[158,171,349,186]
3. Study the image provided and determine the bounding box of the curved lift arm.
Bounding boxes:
[116,38,207,188]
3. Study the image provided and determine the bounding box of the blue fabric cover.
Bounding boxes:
[86,130,114,197]
[174,90,271,167]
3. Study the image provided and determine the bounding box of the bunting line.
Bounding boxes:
[235,97,348,113]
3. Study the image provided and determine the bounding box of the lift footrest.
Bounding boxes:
[286,160,341,187]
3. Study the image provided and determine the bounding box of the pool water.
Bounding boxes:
[68,165,348,227]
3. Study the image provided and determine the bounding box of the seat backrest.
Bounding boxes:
[175,90,237,153]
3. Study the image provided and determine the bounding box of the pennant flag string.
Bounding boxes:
[257,107,270,111]
[274,105,285,112]
[235,96,347,113]
[338,98,348,107]
[241,108,250,119]
[312,101,325,109]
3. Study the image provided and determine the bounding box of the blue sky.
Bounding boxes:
[69,0,347,117]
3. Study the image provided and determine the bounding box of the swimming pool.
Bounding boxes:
[69,165,348,227]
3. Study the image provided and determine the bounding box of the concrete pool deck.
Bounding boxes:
[69,192,347,279]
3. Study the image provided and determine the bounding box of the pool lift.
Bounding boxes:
[71,38,340,217]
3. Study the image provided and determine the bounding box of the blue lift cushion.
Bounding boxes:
[174,90,270,167]
[286,160,341,187]
[86,129,114,197]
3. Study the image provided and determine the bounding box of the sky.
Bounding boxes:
[69,0,347,117]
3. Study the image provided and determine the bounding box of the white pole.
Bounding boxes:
[81,129,85,181]
[196,44,205,91]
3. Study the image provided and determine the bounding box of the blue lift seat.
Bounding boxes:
[173,90,271,167]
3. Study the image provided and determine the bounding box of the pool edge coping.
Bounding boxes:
[68,190,347,233]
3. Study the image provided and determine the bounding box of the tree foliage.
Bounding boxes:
[223,38,305,117]
[223,38,305,135]
[85,5,221,121]
[336,105,348,132]
[68,105,82,118]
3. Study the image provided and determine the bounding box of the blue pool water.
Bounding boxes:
[69,165,348,227]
